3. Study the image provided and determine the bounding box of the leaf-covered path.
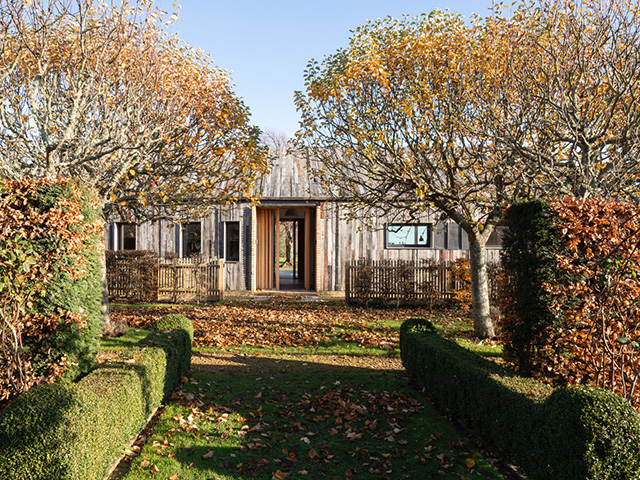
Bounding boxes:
[108,301,508,480]
[110,301,432,351]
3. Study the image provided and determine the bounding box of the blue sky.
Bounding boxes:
[166,1,495,138]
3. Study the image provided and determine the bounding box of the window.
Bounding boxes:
[487,226,505,248]
[386,224,431,248]
[116,223,136,250]
[182,222,202,257]
[225,222,240,262]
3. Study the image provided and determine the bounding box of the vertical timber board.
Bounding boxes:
[304,207,313,291]
[250,205,257,293]
[275,209,280,291]
[316,205,323,293]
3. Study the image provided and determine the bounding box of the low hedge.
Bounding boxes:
[400,317,640,480]
[0,315,193,480]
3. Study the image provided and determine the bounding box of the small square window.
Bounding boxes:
[225,222,240,262]
[386,224,431,248]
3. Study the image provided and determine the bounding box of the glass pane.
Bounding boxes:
[119,223,136,250]
[226,222,240,262]
[416,225,429,246]
[387,224,430,247]
[387,225,414,247]
[183,222,201,257]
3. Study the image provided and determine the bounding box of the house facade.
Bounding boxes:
[106,148,502,293]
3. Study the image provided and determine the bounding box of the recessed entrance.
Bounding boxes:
[255,206,316,291]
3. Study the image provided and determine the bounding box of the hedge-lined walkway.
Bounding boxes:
[106,302,512,480]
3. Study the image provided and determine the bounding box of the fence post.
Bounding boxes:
[218,258,225,302]
[345,261,350,304]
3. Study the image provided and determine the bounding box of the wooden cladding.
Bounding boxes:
[256,208,277,290]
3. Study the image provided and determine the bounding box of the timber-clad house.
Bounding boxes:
[106,148,502,293]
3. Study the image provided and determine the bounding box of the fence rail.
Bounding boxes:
[106,252,223,304]
[345,259,500,307]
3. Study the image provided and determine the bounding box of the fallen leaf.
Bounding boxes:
[271,469,287,480]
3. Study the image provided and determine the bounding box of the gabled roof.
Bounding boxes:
[254,147,326,201]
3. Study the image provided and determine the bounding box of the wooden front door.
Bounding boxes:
[256,206,315,291]
[256,208,279,290]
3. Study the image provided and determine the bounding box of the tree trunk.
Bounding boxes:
[468,235,495,338]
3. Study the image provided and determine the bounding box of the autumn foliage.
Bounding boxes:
[0,179,104,404]
[501,198,640,407]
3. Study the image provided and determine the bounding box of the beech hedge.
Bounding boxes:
[400,317,640,480]
[0,315,193,480]
[0,179,104,402]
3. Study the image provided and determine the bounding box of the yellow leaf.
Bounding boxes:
[466,458,476,469]
[272,470,287,480]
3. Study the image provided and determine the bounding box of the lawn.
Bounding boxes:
[106,301,506,480]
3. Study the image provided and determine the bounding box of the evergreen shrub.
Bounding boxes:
[400,317,640,480]
[0,316,193,480]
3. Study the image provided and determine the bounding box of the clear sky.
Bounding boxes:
[163,1,496,138]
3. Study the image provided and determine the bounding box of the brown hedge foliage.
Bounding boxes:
[546,199,640,403]
[449,258,472,309]
[502,198,640,407]
[0,179,104,404]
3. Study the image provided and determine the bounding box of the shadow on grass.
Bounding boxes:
[189,351,404,375]
[111,360,507,480]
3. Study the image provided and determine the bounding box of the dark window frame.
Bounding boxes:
[486,226,505,249]
[181,221,202,258]
[225,221,240,262]
[385,223,432,248]
[116,222,137,250]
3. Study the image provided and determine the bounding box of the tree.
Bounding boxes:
[260,128,292,151]
[0,0,268,222]
[480,0,640,201]
[0,0,268,332]
[295,11,534,338]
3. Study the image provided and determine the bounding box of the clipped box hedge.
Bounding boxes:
[0,315,193,480]
[400,317,640,480]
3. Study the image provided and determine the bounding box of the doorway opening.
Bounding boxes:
[255,206,316,291]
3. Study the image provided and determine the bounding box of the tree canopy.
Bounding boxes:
[295,0,640,338]
[0,0,268,220]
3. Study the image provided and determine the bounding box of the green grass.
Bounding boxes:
[115,370,505,480]
[100,328,151,349]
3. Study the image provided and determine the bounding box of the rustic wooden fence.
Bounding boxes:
[344,259,501,307]
[106,251,224,304]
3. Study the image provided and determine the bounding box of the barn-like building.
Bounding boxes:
[106,148,502,293]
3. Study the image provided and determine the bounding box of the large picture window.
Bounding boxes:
[386,224,431,248]
[225,221,240,262]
